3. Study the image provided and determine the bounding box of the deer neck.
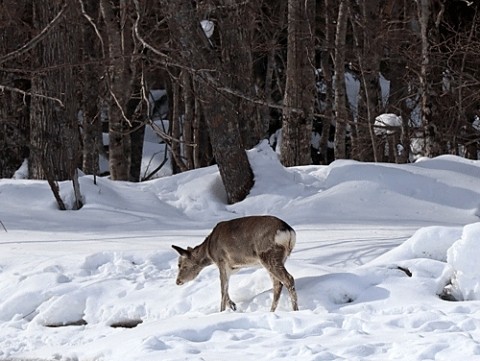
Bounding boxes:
[194,240,214,268]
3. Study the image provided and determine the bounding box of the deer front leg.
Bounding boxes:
[218,264,236,311]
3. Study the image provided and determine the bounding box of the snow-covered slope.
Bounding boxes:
[0,143,479,360]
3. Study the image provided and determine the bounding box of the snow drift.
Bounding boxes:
[0,143,479,360]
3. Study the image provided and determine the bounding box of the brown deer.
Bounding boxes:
[172,215,299,312]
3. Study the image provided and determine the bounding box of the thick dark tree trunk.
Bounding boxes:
[28,1,83,209]
[29,1,80,182]
[162,0,254,204]
[217,2,258,150]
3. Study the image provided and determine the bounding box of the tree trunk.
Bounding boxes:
[29,1,80,182]
[182,71,195,169]
[417,0,437,157]
[333,0,349,160]
[126,91,144,181]
[100,0,136,180]
[0,1,30,178]
[29,1,83,209]
[382,0,415,163]
[169,70,186,173]
[192,79,213,169]
[162,0,253,204]
[80,0,102,176]
[319,0,335,164]
[350,0,381,162]
[218,1,259,150]
[280,0,316,166]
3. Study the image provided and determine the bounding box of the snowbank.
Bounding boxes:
[0,144,479,360]
[448,223,480,300]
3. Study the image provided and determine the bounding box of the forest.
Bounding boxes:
[0,0,479,205]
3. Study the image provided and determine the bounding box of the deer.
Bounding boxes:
[172,215,299,312]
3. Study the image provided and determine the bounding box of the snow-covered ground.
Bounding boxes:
[0,142,479,361]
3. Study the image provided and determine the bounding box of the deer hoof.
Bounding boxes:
[229,301,237,311]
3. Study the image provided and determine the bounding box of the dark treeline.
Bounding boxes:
[0,0,479,204]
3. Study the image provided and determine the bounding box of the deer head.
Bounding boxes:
[172,245,210,285]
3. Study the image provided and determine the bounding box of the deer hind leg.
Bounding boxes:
[261,248,299,312]
[218,264,236,312]
[270,277,283,312]
[270,267,298,311]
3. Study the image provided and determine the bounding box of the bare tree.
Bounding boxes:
[0,1,30,178]
[381,0,416,163]
[161,0,253,204]
[349,0,383,162]
[29,1,82,209]
[433,1,480,159]
[318,0,335,165]
[280,0,316,166]
[213,1,259,149]
[255,1,288,150]
[79,0,102,177]
[100,0,138,181]
[333,0,349,160]
[416,0,439,157]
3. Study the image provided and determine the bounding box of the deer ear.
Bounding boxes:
[172,245,189,257]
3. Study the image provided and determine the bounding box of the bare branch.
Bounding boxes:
[132,0,169,59]
[0,84,64,107]
[148,118,196,147]
[216,85,328,120]
[109,88,133,127]
[78,0,106,58]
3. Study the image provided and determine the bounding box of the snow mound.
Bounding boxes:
[447,223,480,300]
[372,222,480,302]
[374,113,402,135]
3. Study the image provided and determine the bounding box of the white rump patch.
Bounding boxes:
[274,229,296,253]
